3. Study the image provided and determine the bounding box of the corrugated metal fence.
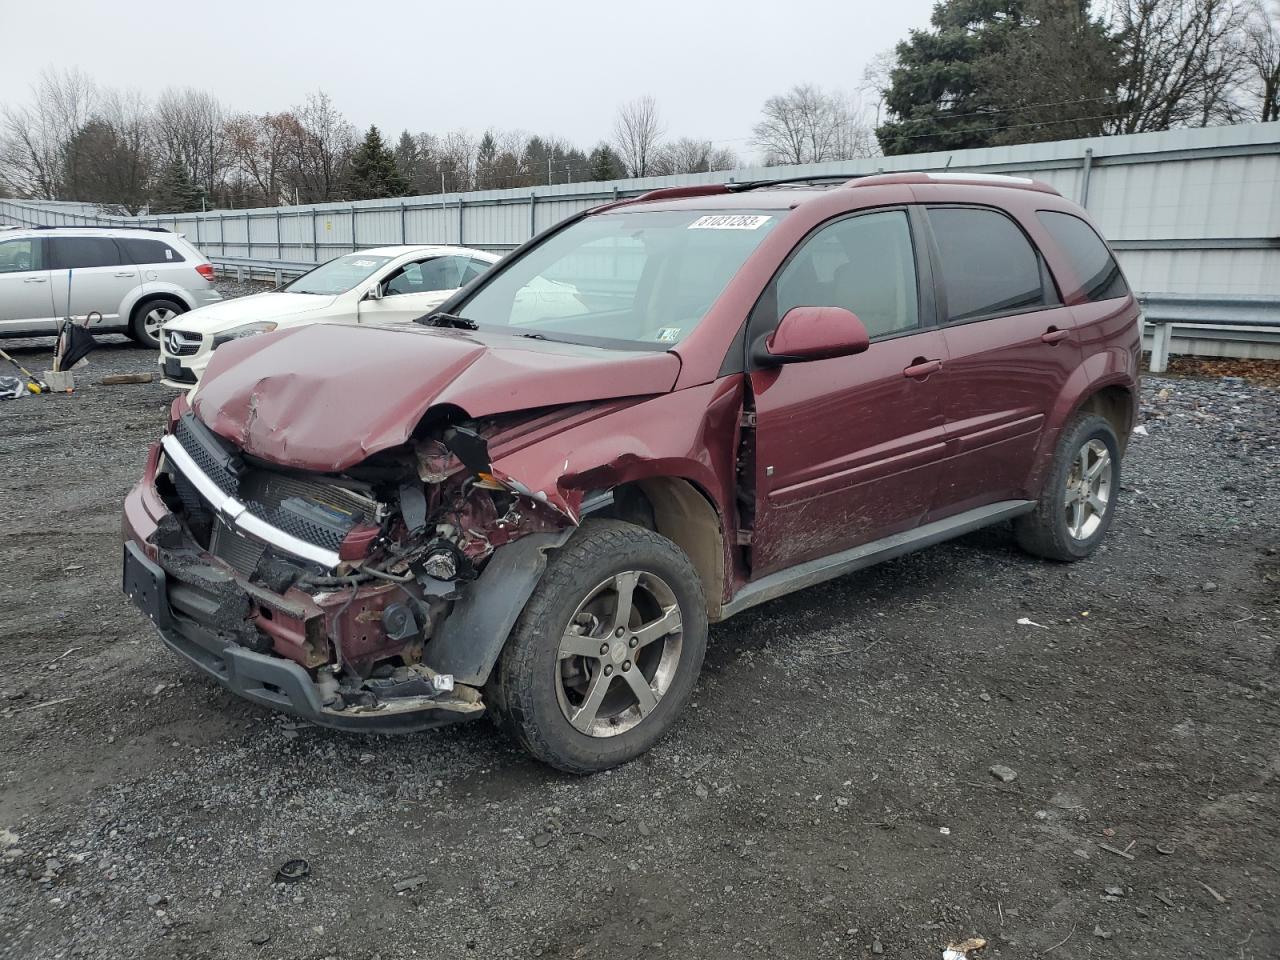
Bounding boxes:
[3,123,1279,346]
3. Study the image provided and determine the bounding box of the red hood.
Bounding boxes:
[191,322,682,472]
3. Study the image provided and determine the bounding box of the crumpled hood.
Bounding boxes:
[168,291,338,333]
[191,322,682,472]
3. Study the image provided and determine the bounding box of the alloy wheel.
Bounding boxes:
[1064,438,1112,541]
[143,306,177,343]
[555,570,684,737]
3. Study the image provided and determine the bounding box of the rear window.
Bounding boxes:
[928,207,1047,321]
[119,237,185,265]
[1037,210,1129,302]
[49,236,124,270]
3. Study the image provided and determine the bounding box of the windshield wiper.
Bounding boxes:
[415,312,478,330]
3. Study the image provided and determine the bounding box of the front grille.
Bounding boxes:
[210,518,267,576]
[166,330,202,357]
[166,413,380,565]
[173,416,238,496]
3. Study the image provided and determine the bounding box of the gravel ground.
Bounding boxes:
[0,294,1277,959]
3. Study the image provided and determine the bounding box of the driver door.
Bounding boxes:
[359,255,486,325]
[749,209,948,576]
[0,237,56,332]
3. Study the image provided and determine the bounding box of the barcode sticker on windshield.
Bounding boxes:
[687,214,772,230]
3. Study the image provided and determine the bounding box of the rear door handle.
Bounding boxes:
[1041,326,1070,344]
[24,277,47,283]
[903,358,943,379]
[114,271,136,278]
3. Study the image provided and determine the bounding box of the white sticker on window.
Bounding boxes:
[687,214,772,231]
[349,259,377,267]
[656,327,682,342]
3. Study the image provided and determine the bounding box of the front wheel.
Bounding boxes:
[492,520,708,774]
[1016,413,1121,561]
[130,298,186,348]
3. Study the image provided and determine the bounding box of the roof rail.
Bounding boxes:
[726,174,865,192]
[848,171,1060,195]
[31,224,174,233]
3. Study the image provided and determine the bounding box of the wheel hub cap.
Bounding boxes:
[1065,438,1112,541]
[555,570,684,738]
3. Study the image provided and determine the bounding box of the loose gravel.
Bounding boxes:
[0,301,1276,959]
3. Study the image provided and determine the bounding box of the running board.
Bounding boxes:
[720,500,1036,620]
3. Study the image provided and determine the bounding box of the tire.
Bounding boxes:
[129,298,186,348]
[1016,412,1121,561]
[492,519,708,774]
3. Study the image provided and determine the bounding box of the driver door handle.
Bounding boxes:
[1041,326,1070,344]
[24,277,48,283]
[903,358,943,380]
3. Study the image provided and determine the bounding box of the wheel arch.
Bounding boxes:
[128,290,192,326]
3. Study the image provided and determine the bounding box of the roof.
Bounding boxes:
[346,244,499,260]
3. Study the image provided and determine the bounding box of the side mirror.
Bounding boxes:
[754,306,870,365]
[363,285,384,302]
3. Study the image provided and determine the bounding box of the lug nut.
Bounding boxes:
[615,627,625,637]
[628,636,638,648]
[623,660,631,671]
[604,665,613,676]
[599,643,610,656]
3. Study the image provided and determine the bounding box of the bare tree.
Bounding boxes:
[226,112,304,205]
[650,138,739,175]
[1106,0,1253,131]
[152,88,229,204]
[752,84,877,165]
[612,96,665,177]
[859,50,898,128]
[1242,0,1280,119]
[0,68,96,198]
[293,91,355,202]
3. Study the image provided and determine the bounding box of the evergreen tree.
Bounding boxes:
[150,158,203,213]
[586,143,625,181]
[876,0,1119,154]
[347,125,409,199]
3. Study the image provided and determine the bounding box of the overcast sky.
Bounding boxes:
[0,0,934,154]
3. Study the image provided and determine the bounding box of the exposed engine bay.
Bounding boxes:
[147,405,590,721]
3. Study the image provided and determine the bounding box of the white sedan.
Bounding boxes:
[158,245,500,388]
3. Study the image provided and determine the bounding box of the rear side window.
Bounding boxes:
[928,207,1047,321]
[119,237,184,265]
[49,236,124,270]
[0,238,43,274]
[1037,211,1129,302]
[774,210,919,338]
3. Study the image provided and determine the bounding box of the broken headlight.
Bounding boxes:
[213,321,278,348]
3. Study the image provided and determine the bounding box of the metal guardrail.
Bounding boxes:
[1139,294,1280,372]
[209,256,318,286]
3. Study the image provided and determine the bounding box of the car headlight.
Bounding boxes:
[212,321,278,348]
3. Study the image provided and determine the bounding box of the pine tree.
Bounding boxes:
[150,159,203,213]
[586,144,624,181]
[348,125,409,200]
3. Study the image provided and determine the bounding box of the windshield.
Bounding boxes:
[453,209,782,349]
[282,254,392,295]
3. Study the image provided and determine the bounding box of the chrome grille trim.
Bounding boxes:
[161,433,341,569]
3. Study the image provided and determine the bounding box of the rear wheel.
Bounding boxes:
[130,298,186,348]
[493,520,708,773]
[1016,413,1120,561]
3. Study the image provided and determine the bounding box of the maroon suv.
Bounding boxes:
[123,172,1140,772]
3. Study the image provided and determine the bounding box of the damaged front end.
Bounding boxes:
[122,403,584,731]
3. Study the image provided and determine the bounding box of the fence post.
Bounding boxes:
[400,201,407,243]
[351,205,357,252]
[1080,147,1094,208]
[245,211,252,259]
[219,213,226,255]
[1148,320,1173,374]
[529,193,536,239]
[276,209,282,260]
[311,209,318,262]
[457,197,464,246]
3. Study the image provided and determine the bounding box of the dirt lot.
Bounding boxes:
[0,303,1277,959]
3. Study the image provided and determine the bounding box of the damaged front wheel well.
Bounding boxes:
[607,477,724,621]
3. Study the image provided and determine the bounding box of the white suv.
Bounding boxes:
[158,245,499,388]
[0,227,221,347]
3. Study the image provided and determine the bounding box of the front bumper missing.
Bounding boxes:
[123,540,484,733]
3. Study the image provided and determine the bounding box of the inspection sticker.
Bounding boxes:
[656,327,682,342]
[687,214,772,230]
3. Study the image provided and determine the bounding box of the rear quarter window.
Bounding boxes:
[1037,210,1129,302]
[928,207,1048,321]
[119,237,185,265]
